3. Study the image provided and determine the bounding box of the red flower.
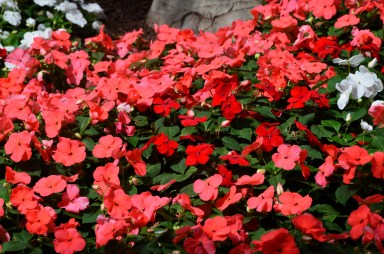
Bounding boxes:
[178,110,207,127]
[272,144,302,170]
[153,97,180,116]
[247,185,274,212]
[125,149,147,176]
[104,188,132,219]
[10,185,38,214]
[348,205,370,240]
[313,37,340,59]
[33,175,67,197]
[193,174,223,201]
[92,135,123,158]
[235,172,265,186]
[0,115,13,142]
[220,151,249,166]
[54,227,86,254]
[53,137,86,167]
[221,95,242,120]
[93,162,120,195]
[292,213,326,241]
[4,131,32,162]
[202,216,231,241]
[184,227,215,254]
[5,166,31,185]
[25,206,56,235]
[185,144,214,166]
[252,228,300,254]
[371,152,384,179]
[154,133,179,156]
[256,124,284,152]
[215,186,242,211]
[287,86,311,109]
[275,191,312,216]
[217,164,234,186]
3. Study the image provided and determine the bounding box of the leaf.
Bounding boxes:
[12,231,32,243]
[147,163,162,177]
[222,136,242,151]
[76,116,90,134]
[335,185,357,206]
[1,241,28,252]
[311,125,334,139]
[327,76,343,93]
[133,115,148,127]
[321,120,341,133]
[82,137,95,151]
[175,167,198,182]
[301,145,323,160]
[309,204,339,216]
[158,126,180,139]
[255,106,276,120]
[82,211,100,224]
[170,159,187,174]
[83,127,99,136]
[231,128,253,142]
[179,183,198,197]
[342,108,367,122]
[154,118,165,131]
[299,113,315,125]
[372,136,384,150]
[268,174,286,187]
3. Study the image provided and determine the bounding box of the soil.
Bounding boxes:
[91,0,155,39]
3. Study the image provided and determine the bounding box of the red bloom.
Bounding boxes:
[185,144,214,166]
[184,227,216,254]
[33,175,67,197]
[92,135,123,158]
[220,151,249,166]
[104,188,132,219]
[275,191,312,216]
[53,137,86,167]
[0,115,13,142]
[252,228,300,254]
[292,213,326,241]
[4,131,32,162]
[221,95,242,120]
[247,185,274,212]
[313,37,340,59]
[5,166,31,185]
[256,124,284,152]
[371,152,384,179]
[154,133,179,156]
[193,174,223,201]
[215,186,242,211]
[178,110,207,127]
[202,216,231,241]
[217,164,234,186]
[93,162,120,195]
[10,185,38,214]
[235,172,265,186]
[287,86,311,109]
[25,206,56,235]
[348,205,370,240]
[125,149,147,176]
[153,97,180,117]
[54,227,86,254]
[272,144,302,170]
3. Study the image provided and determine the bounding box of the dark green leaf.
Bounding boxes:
[147,163,162,177]
[321,120,341,133]
[12,231,32,243]
[170,159,187,174]
[84,127,99,136]
[82,137,95,151]
[82,211,100,224]
[372,136,384,150]
[158,126,180,138]
[255,106,276,120]
[311,125,334,138]
[179,183,198,197]
[76,116,90,134]
[342,108,367,122]
[309,204,339,216]
[299,113,315,125]
[327,76,343,93]
[1,241,28,252]
[133,115,149,127]
[335,185,357,206]
[222,136,242,151]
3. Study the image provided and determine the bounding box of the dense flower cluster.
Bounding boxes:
[0,0,384,253]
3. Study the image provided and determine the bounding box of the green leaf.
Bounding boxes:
[82,211,100,224]
[255,106,276,120]
[175,167,198,182]
[12,231,32,243]
[268,174,286,187]
[222,136,242,151]
[158,126,180,138]
[342,108,367,122]
[92,52,105,61]
[311,125,334,138]
[83,127,99,136]
[154,118,165,131]
[170,159,187,174]
[372,136,384,150]
[231,128,253,142]
[321,120,341,133]
[299,113,315,125]
[179,183,198,197]
[76,116,90,134]
[1,241,28,252]
[309,204,339,216]
[301,145,323,160]
[147,163,162,177]
[327,76,343,93]
[335,185,357,206]
[133,115,149,127]
[82,137,95,151]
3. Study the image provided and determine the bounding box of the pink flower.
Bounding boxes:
[272,144,301,170]
[58,184,89,214]
[193,174,223,201]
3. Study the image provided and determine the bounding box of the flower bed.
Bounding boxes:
[0,0,384,253]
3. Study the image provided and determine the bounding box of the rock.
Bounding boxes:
[146,0,260,33]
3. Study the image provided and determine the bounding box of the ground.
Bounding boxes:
[92,0,155,39]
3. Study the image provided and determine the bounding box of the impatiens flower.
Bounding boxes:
[360,120,373,132]
[5,166,31,185]
[286,86,311,109]
[334,14,360,29]
[154,133,179,156]
[93,162,120,194]
[185,143,214,166]
[272,144,301,170]
[275,191,312,216]
[10,185,39,214]
[215,186,242,211]
[92,135,123,158]
[0,199,4,217]
[104,188,132,219]
[178,110,207,127]
[202,216,231,241]
[348,205,370,240]
[308,0,336,20]
[0,115,13,142]
[252,228,300,254]
[193,174,223,201]
[371,152,384,179]
[33,175,67,197]
[219,151,249,166]
[3,11,22,26]
[247,185,274,212]
[369,100,384,126]
[255,124,283,152]
[292,213,326,241]
[235,172,265,186]
[153,97,180,116]
[4,131,32,162]
[125,148,147,176]
[184,227,216,254]
[58,184,89,214]
[221,95,242,120]
[53,137,86,167]
[333,54,364,67]
[54,227,86,254]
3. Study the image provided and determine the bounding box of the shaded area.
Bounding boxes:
[91,0,155,38]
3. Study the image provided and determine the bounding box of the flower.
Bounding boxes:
[5,166,31,185]
[348,205,370,240]
[252,228,299,254]
[193,174,223,201]
[4,131,32,162]
[275,191,312,216]
[215,186,242,211]
[185,144,214,166]
[54,227,86,254]
[272,144,301,170]
[53,137,86,166]
[92,135,123,158]
[57,184,89,214]
[3,11,21,26]
[247,185,274,212]
[154,133,179,156]
[33,175,67,197]
[333,54,364,67]
[184,227,216,254]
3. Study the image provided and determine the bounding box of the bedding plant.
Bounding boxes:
[0,0,384,253]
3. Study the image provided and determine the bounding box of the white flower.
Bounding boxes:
[117,103,132,113]
[333,54,365,67]
[92,20,103,31]
[81,3,103,14]
[26,18,36,28]
[360,120,373,132]
[19,28,52,49]
[65,10,87,27]
[3,10,21,26]
[0,29,10,39]
[337,92,350,110]
[55,1,78,12]
[46,11,54,19]
[33,0,56,7]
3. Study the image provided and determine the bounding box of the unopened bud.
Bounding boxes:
[345,113,352,122]
[257,169,266,174]
[276,183,284,196]
[221,120,231,127]
[368,58,378,68]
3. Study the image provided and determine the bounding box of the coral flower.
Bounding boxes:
[53,137,86,166]
[4,131,32,162]
[272,144,301,170]
[54,227,86,254]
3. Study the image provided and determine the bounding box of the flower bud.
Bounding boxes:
[257,169,266,174]
[345,113,352,122]
[368,58,378,68]
[221,120,231,127]
[276,183,284,196]
[26,18,36,28]
[360,120,373,132]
